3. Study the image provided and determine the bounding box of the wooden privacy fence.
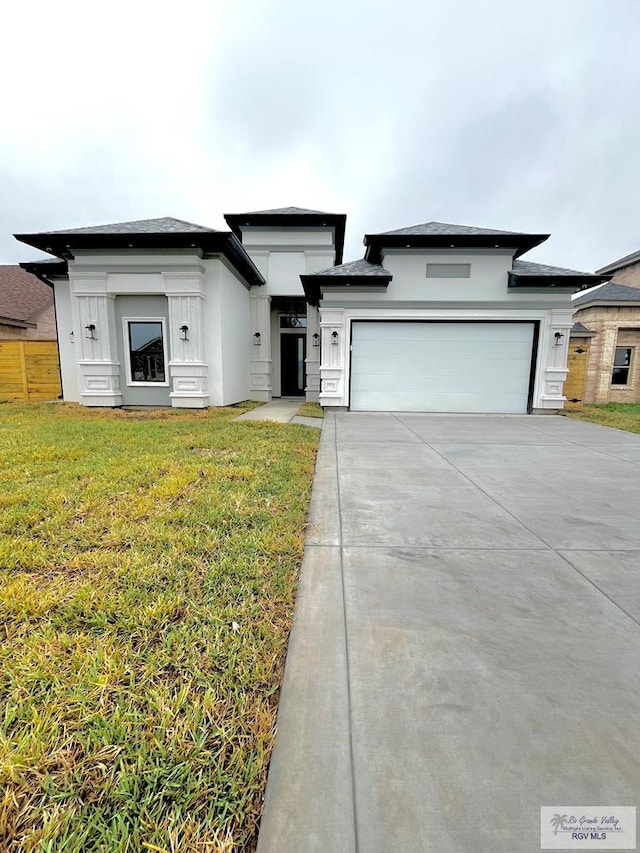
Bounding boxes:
[563,337,591,410]
[0,341,61,402]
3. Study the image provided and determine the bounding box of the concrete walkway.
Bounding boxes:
[258,413,640,853]
[235,398,321,427]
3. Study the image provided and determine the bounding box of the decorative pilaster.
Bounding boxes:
[73,274,123,406]
[305,304,320,402]
[165,273,208,408]
[318,309,346,407]
[539,311,573,409]
[249,292,272,401]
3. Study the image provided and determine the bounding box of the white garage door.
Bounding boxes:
[350,322,535,413]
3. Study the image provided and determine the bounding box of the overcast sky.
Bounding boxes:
[2,0,639,271]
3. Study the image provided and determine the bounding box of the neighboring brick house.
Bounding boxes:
[572,249,640,404]
[0,265,57,340]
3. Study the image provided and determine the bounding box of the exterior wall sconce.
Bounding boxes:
[331,331,339,345]
[85,323,97,340]
[179,324,189,341]
[253,332,261,346]
[312,333,320,347]
[554,331,565,346]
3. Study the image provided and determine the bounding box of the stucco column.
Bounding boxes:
[538,310,573,410]
[249,292,272,401]
[318,308,347,407]
[72,273,123,407]
[305,304,320,401]
[164,272,209,408]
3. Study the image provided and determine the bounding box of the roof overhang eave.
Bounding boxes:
[364,233,550,264]
[300,273,391,306]
[574,300,640,309]
[225,212,347,265]
[508,272,610,289]
[15,233,266,288]
[19,259,69,287]
[0,315,32,328]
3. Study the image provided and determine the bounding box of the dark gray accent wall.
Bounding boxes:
[114,295,170,406]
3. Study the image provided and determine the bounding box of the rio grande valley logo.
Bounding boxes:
[540,807,636,849]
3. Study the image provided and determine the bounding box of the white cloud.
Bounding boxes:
[2,0,640,270]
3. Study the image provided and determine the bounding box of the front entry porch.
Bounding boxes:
[249,296,320,403]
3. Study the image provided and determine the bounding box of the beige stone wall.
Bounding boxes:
[575,305,640,403]
[610,261,640,289]
[0,304,57,341]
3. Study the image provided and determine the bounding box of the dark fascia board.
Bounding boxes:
[225,212,347,265]
[0,315,32,328]
[14,232,265,288]
[364,232,550,263]
[508,271,610,289]
[20,259,69,287]
[300,273,391,306]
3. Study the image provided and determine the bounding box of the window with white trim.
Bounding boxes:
[127,320,167,383]
[611,346,633,386]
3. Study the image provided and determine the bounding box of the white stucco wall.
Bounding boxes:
[52,277,79,402]
[238,227,335,299]
[318,250,574,412]
[240,228,334,248]
[64,250,243,408]
[220,263,250,404]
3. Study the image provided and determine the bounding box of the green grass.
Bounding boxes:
[0,402,319,852]
[566,402,640,434]
[296,402,323,419]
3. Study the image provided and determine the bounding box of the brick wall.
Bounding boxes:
[575,305,640,403]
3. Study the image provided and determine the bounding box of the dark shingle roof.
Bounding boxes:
[376,221,534,237]
[512,259,595,277]
[364,220,550,263]
[228,206,333,217]
[310,259,390,277]
[0,265,53,325]
[15,219,265,288]
[571,322,596,337]
[596,248,640,275]
[224,207,347,265]
[300,258,392,305]
[38,217,217,235]
[573,281,640,307]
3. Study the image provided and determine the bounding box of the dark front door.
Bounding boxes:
[280,333,306,396]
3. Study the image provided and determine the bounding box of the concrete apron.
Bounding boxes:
[257,412,640,853]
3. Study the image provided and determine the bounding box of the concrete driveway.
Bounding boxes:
[257,413,640,853]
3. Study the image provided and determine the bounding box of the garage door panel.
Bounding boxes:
[353,390,528,413]
[351,352,532,376]
[352,339,532,362]
[350,322,534,413]
[353,324,533,343]
[352,372,529,395]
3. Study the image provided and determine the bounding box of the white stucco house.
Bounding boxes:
[16,208,607,413]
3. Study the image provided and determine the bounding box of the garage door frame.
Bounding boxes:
[348,319,540,414]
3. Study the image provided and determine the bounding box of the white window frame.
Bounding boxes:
[122,316,170,387]
[611,345,634,387]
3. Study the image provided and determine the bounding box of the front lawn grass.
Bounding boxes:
[297,402,323,419]
[566,402,640,434]
[0,402,319,852]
